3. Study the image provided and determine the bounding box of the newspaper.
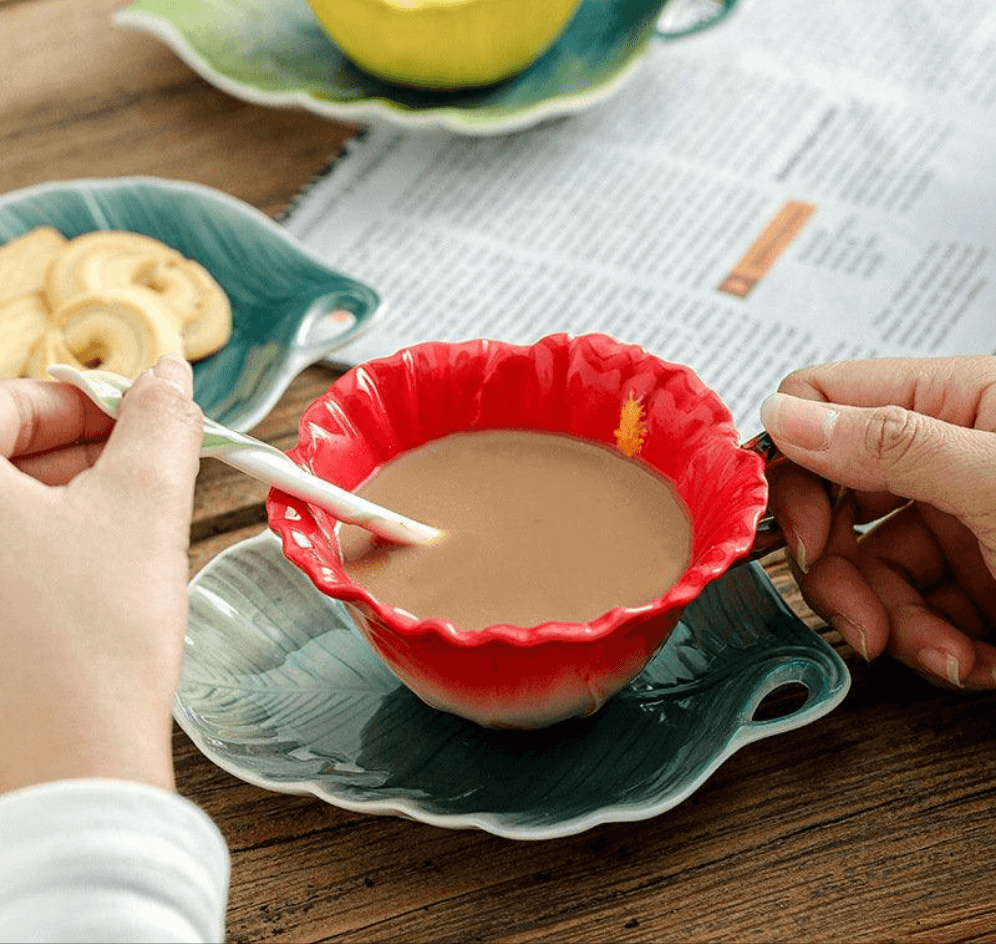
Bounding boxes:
[283,0,996,435]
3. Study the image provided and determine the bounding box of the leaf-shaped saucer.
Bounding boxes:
[176,530,850,840]
[0,177,381,431]
[114,0,741,137]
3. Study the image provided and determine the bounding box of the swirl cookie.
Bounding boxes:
[48,287,185,378]
[134,256,233,360]
[45,231,183,310]
[0,293,50,378]
[0,226,233,379]
[27,289,184,380]
[0,226,67,305]
[24,328,79,381]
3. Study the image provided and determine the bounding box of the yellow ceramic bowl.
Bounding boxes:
[306,0,584,89]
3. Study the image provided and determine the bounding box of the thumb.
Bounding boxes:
[760,392,996,524]
[96,356,203,516]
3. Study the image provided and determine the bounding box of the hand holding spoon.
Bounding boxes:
[48,364,443,547]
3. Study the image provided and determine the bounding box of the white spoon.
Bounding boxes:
[48,364,443,547]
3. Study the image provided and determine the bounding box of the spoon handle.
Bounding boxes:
[218,444,442,546]
[48,364,442,547]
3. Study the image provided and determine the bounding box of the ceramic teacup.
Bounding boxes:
[304,0,740,91]
[306,0,585,89]
[267,333,771,729]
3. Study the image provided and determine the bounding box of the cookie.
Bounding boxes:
[0,293,50,378]
[135,256,233,360]
[49,286,185,378]
[0,226,68,305]
[45,230,182,310]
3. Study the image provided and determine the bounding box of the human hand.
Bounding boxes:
[0,356,204,793]
[760,355,996,690]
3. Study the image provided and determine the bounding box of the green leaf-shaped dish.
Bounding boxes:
[0,177,381,431]
[115,0,741,136]
[176,530,849,840]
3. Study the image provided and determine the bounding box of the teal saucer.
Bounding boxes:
[0,178,381,431]
[176,530,849,840]
[115,0,741,136]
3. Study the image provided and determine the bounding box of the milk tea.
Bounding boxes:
[338,429,693,629]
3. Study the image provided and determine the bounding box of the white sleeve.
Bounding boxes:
[0,779,230,944]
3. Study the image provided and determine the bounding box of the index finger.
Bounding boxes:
[778,355,996,430]
[0,378,114,460]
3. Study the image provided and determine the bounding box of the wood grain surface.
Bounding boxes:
[4,3,996,942]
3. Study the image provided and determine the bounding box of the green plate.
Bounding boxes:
[115,0,741,136]
[0,177,381,431]
[175,530,849,840]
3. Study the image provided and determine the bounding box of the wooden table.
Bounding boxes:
[5,2,996,941]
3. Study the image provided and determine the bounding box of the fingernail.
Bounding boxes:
[918,648,962,687]
[832,486,852,513]
[760,393,839,451]
[830,615,869,661]
[162,376,189,395]
[781,518,808,573]
[140,367,186,396]
[157,353,191,373]
[153,355,193,395]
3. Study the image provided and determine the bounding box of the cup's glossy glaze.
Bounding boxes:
[267,333,769,728]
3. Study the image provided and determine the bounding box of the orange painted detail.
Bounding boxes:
[614,394,647,457]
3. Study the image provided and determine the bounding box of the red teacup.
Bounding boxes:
[267,333,769,728]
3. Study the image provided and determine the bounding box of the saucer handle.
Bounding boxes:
[737,654,847,739]
[290,288,380,357]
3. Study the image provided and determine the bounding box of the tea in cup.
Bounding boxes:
[267,333,769,728]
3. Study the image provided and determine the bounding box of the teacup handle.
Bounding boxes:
[740,430,849,564]
[654,0,741,41]
[741,430,788,562]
